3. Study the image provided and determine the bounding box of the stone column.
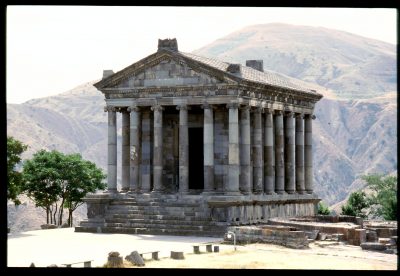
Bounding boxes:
[121,109,130,192]
[264,108,275,194]
[252,107,263,194]
[105,106,117,192]
[152,105,164,192]
[177,104,189,194]
[128,106,140,193]
[305,114,316,194]
[284,112,295,194]
[295,113,305,194]
[226,103,240,195]
[274,110,284,194]
[141,110,151,193]
[202,103,214,193]
[239,105,251,194]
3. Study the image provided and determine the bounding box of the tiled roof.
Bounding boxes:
[180,52,317,94]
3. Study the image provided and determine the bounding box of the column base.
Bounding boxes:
[275,190,286,195]
[104,189,117,194]
[306,190,313,194]
[223,191,242,196]
[286,190,296,194]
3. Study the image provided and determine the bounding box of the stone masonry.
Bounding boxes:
[76,38,323,236]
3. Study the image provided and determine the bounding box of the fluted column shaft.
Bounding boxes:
[152,105,164,192]
[105,106,117,192]
[305,114,315,194]
[129,106,141,192]
[227,103,240,194]
[141,110,151,193]
[252,107,263,193]
[121,110,130,192]
[177,105,189,193]
[264,109,275,194]
[239,106,251,194]
[274,111,285,194]
[284,112,295,194]
[295,114,305,194]
[203,104,214,192]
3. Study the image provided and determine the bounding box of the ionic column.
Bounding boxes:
[141,110,151,193]
[274,110,285,194]
[177,104,189,193]
[128,106,141,193]
[105,106,117,192]
[284,111,295,194]
[226,103,240,194]
[264,108,275,194]
[239,105,251,194]
[121,109,130,192]
[305,114,316,194]
[202,103,214,193]
[295,113,305,194]
[252,107,263,194]
[152,105,164,192]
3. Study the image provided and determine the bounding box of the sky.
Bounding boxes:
[6,6,397,104]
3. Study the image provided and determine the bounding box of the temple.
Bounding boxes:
[76,38,323,236]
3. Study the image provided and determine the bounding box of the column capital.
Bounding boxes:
[127,106,140,112]
[104,106,117,112]
[284,111,295,117]
[264,108,274,114]
[201,103,215,110]
[274,110,283,115]
[305,114,316,120]
[176,104,189,111]
[239,104,251,111]
[226,102,239,109]
[151,104,164,112]
[295,113,304,119]
[251,106,263,113]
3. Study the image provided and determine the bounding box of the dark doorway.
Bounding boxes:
[189,128,204,189]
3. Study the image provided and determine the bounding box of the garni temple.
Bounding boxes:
[76,38,323,236]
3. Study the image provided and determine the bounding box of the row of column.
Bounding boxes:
[104,104,315,195]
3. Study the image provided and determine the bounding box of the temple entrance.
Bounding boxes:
[189,127,204,190]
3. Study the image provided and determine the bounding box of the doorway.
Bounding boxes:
[189,127,204,189]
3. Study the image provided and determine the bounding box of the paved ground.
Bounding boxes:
[7,228,398,269]
[7,228,224,267]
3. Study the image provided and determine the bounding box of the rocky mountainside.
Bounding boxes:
[7,24,397,231]
[194,23,396,99]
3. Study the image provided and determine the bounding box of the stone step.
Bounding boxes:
[105,209,205,217]
[105,218,214,225]
[105,214,210,221]
[100,226,226,237]
[104,222,220,231]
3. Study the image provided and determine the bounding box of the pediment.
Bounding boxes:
[98,51,237,90]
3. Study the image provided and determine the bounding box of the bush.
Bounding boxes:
[317,202,331,215]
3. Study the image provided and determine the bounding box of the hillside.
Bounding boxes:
[194,23,396,99]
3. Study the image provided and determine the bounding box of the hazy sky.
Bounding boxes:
[6,6,397,104]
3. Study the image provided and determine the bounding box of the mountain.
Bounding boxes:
[7,24,397,231]
[194,23,396,99]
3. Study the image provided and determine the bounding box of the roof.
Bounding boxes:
[179,52,319,95]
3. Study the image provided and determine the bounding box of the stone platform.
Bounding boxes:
[75,192,319,237]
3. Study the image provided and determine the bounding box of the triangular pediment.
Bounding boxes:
[95,50,237,90]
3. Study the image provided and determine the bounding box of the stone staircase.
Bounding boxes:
[97,195,227,237]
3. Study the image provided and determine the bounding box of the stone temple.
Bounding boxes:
[76,38,323,236]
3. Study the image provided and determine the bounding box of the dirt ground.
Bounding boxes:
[126,242,398,270]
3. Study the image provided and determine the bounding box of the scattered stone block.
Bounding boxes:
[366,230,377,242]
[360,242,386,251]
[318,233,327,241]
[29,262,35,267]
[213,245,220,252]
[378,238,391,244]
[305,230,319,240]
[170,251,184,260]
[41,224,57,230]
[125,251,145,266]
[106,251,123,268]
[206,244,212,252]
[47,264,58,267]
[193,245,200,254]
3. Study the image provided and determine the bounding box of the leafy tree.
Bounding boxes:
[363,174,397,220]
[7,136,28,205]
[341,190,369,218]
[317,201,331,215]
[22,150,106,226]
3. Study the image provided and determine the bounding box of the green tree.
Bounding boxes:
[341,190,369,218]
[317,201,331,215]
[22,150,106,226]
[7,136,28,205]
[363,174,397,220]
